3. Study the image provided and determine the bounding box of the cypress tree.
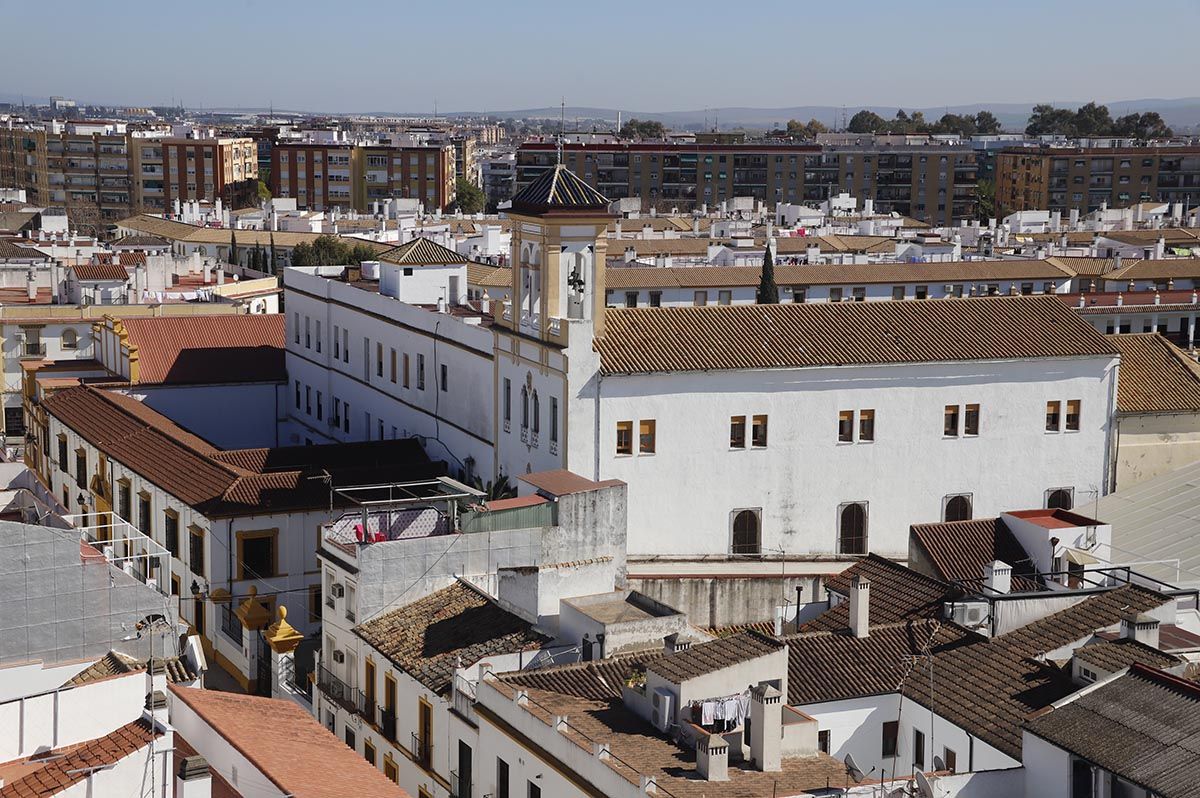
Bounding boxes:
[229,229,239,268]
[757,239,780,304]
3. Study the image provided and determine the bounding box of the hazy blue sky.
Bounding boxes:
[3,0,1197,112]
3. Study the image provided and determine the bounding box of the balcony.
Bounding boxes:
[411,732,432,770]
[65,512,170,596]
[377,706,397,743]
[316,665,365,715]
[21,342,46,358]
[451,674,477,724]
[450,770,471,798]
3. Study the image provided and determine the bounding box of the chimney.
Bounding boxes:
[984,560,1012,595]
[216,268,225,285]
[749,683,782,772]
[26,269,36,301]
[849,576,870,638]
[1155,237,1165,260]
[663,633,692,656]
[696,734,729,781]
[202,259,212,285]
[175,756,212,798]
[1120,614,1161,649]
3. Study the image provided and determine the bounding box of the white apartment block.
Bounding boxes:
[282,165,1121,560]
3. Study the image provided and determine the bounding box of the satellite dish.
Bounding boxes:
[844,753,865,784]
[933,755,946,772]
[915,770,935,798]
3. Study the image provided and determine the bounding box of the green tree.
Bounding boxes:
[619,118,666,139]
[757,242,779,304]
[291,235,379,268]
[1026,104,1078,136]
[451,178,486,214]
[847,110,886,133]
[1073,102,1113,136]
[269,233,277,274]
[785,118,828,139]
[976,179,996,222]
[974,111,1002,135]
[1113,112,1174,139]
[256,180,271,203]
[229,229,239,267]
[931,113,976,136]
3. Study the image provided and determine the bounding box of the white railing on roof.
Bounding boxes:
[64,512,171,596]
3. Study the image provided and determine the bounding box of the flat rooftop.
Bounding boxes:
[562,589,680,625]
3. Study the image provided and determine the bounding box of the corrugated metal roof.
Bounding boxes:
[595,294,1119,375]
[1096,458,1200,586]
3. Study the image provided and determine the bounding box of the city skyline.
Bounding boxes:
[3,0,1197,114]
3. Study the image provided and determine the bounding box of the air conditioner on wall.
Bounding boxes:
[332,649,345,664]
[331,583,345,598]
[651,688,674,733]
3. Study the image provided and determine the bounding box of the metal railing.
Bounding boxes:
[377,706,397,742]
[316,666,365,715]
[450,770,471,798]
[411,732,431,769]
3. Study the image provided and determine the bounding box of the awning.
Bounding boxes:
[1064,547,1099,566]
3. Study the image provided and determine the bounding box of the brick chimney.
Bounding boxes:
[850,576,870,638]
[1121,614,1160,649]
[749,683,782,772]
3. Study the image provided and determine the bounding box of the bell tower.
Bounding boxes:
[503,164,612,344]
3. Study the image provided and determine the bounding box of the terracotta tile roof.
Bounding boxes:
[518,469,622,497]
[804,554,956,634]
[1024,665,1200,797]
[909,518,1041,592]
[1100,229,1200,246]
[485,679,849,797]
[1109,333,1200,414]
[0,718,160,798]
[510,165,610,214]
[355,581,549,695]
[1067,288,1200,313]
[648,631,783,683]
[121,314,285,385]
[72,261,129,281]
[1073,637,1180,672]
[503,652,663,701]
[111,234,170,248]
[1107,257,1200,282]
[595,295,1119,375]
[902,583,1173,759]
[786,619,971,704]
[604,260,1072,290]
[378,237,469,265]
[1045,256,1120,277]
[0,239,49,260]
[0,286,54,305]
[169,685,409,798]
[65,651,196,686]
[467,262,506,286]
[116,214,394,252]
[43,386,437,516]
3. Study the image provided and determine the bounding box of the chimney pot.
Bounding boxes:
[1120,614,1161,649]
[850,576,870,638]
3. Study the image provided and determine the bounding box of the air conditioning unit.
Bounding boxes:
[947,602,987,628]
[331,583,345,598]
[651,688,674,733]
[332,649,345,664]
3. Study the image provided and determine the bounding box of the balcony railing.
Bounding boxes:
[22,342,46,357]
[450,770,471,798]
[411,732,432,769]
[451,674,477,724]
[316,666,366,715]
[377,706,397,743]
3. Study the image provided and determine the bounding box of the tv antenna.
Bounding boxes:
[556,97,565,165]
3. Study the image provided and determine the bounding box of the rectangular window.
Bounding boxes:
[390,348,397,383]
[75,451,87,489]
[943,747,957,774]
[342,328,349,363]
[294,380,300,410]
[238,531,276,579]
[1066,399,1081,431]
[440,364,448,392]
[417,354,426,390]
[964,404,980,436]
[164,510,179,557]
[649,291,662,307]
[882,720,898,758]
[343,402,350,433]
[694,290,708,306]
[859,409,875,442]
[384,759,398,783]
[818,730,830,754]
[305,386,311,415]
[333,325,340,358]
[550,397,559,443]
[944,405,960,437]
[730,415,747,448]
[376,343,383,377]
[189,526,204,578]
[752,414,768,448]
[718,290,732,305]
[793,286,807,303]
[616,421,633,455]
[625,291,638,308]
[403,354,411,388]
[838,410,854,443]
[915,285,928,300]
[527,783,540,798]
[305,316,311,348]
[639,420,656,454]
[1046,400,1061,431]
[913,728,926,770]
[364,740,376,767]
[58,435,68,471]
[891,286,905,301]
[293,312,300,344]
[138,494,151,537]
[118,480,131,521]
[829,287,844,302]
[496,759,510,798]
[315,320,321,353]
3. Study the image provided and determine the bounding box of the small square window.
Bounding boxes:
[751,415,768,448]
[730,416,747,449]
[616,421,633,455]
[639,420,656,454]
[1046,401,1061,432]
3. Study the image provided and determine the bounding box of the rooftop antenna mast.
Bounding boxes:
[557,97,565,165]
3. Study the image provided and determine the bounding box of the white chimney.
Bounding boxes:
[749,683,783,772]
[850,575,870,638]
[175,756,212,798]
[202,259,212,285]
[26,269,36,301]
[984,560,1013,595]
[696,734,729,781]
[1155,237,1166,260]
[216,268,225,285]
[1120,614,1161,649]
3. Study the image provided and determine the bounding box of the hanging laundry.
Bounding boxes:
[701,701,716,726]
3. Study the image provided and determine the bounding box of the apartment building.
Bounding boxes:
[270,141,455,212]
[515,141,977,223]
[996,145,1200,216]
[0,120,258,220]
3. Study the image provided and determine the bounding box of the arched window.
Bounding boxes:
[839,503,868,555]
[731,510,760,555]
[61,328,78,350]
[521,386,529,429]
[1046,488,1073,511]
[531,391,540,434]
[944,495,972,522]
